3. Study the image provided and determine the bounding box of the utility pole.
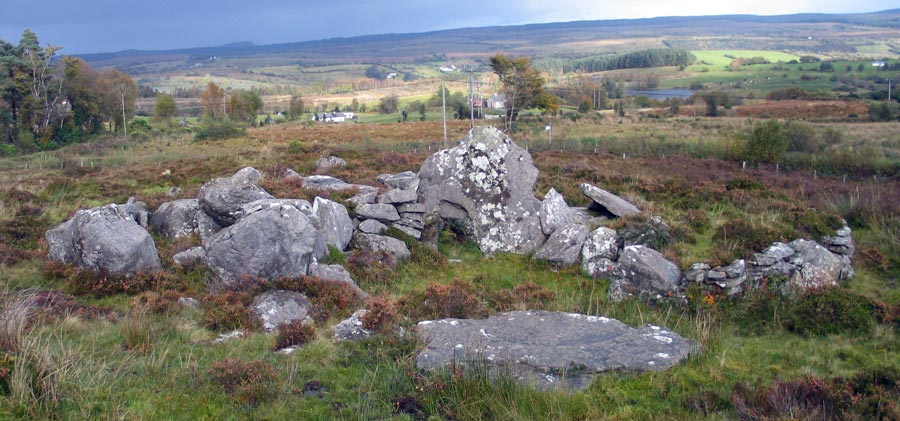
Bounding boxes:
[889,79,892,103]
[441,81,447,142]
[121,91,127,137]
[468,72,474,128]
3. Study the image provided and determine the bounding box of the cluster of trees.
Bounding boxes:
[489,54,558,128]
[563,49,695,73]
[1,30,138,152]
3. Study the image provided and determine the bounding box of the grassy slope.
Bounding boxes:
[1,116,899,419]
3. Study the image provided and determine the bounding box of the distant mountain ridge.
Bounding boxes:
[75,9,900,72]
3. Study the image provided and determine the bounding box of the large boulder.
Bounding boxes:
[418,126,545,255]
[580,183,640,218]
[46,203,161,274]
[786,239,844,293]
[416,311,695,391]
[198,167,274,227]
[540,188,574,235]
[205,201,318,286]
[150,199,199,239]
[313,197,354,253]
[610,245,681,300]
[250,290,312,331]
[533,224,590,266]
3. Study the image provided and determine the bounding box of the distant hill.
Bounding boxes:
[76,9,900,74]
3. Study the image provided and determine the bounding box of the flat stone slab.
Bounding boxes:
[416,310,695,391]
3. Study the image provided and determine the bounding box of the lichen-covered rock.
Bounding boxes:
[150,199,199,239]
[315,156,348,172]
[332,309,373,341]
[416,311,696,391]
[610,245,681,300]
[352,233,411,261]
[822,226,855,257]
[534,224,590,266]
[378,189,418,205]
[581,227,620,277]
[786,239,844,293]
[198,168,274,227]
[347,190,378,206]
[172,246,206,267]
[580,183,640,218]
[377,171,420,191]
[46,203,161,274]
[355,203,400,222]
[358,219,389,234]
[418,126,545,255]
[313,197,354,253]
[250,290,312,331]
[302,175,377,193]
[540,188,574,235]
[196,210,223,248]
[205,201,318,286]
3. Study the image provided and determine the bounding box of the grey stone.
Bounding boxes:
[683,263,710,284]
[358,219,389,234]
[46,203,161,275]
[399,213,424,224]
[581,227,619,278]
[346,190,378,206]
[355,203,400,222]
[283,168,302,180]
[150,199,199,239]
[232,166,263,184]
[786,239,845,294]
[205,201,318,286]
[580,183,641,218]
[540,188,574,235]
[332,309,373,341]
[196,210,223,248]
[250,290,312,332]
[582,258,621,280]
[303,175,377,193]
[706,270,727,281]
[722,259,746,278]
[352,233,411,261]
[166,186,182,197]
[173,246,206,267]
[611,245,681,300]
[379,189,418,205]
[391,223,422,240]
[377,171,419,191]
[313,197,354,253]
[315,156,348,171]
[122,197,151,228]
[620,216,672,249]
[416,311,695,391]
[308,262,367,298]
[418,126,545,255]
[397,203,426,214]
[198,169,274,227]
[534,224,590,266]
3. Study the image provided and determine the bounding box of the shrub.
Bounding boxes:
[208,359,276,407]
[201,292,253,331]
[400,281,487,320]
[273,276,362,322]
[487,282,556,311]
[193,119,245,141]
[744,119,788,163]
[712,219,785,263]
[131,291,182,314]
[785,288,875,337]
[272,321,316,351]
[44,263,191,297]
[347,249,396,286]
[361,295,398,333]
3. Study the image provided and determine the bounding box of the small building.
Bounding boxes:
[873,61,886,67]
[314,112,356,123]
[486,94,506,110]
[387,73,398,79]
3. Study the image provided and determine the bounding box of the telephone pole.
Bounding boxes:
[441,81,447,142]
[121,91,127,137]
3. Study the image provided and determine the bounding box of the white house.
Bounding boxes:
[312,112,354,123]
[873,61,886,67]
[387,73,398,79]
[486,94,506,110]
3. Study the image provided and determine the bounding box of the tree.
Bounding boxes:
[745,120,788,163]
[288,95,304,120]
[153,93,176,125]
[61,56,103,137]
[201,82,225,120]
[489,54,557,129]
[227,90,262,123]
[365,65,387,81]
[98,69,137,133]
[378,94,398,114]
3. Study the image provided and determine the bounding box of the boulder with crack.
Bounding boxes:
[418,126,545,255]
[416,310,696,391]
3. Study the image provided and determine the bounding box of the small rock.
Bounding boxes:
[352,233,411,261]
[540,188,574,235]
[355,203,400,222]
[379,189,418,205]
[173,246,206,267]
[315,156,348,171]
[358,219,389,234]
[332,309,373,341]
[377,171,419,190]
[250,290,313,332]
[534,224,590,266]
[396,203,426,214]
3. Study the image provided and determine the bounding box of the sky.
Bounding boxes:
[0,0,896,54]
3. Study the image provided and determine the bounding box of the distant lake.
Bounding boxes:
[626,89,694,100]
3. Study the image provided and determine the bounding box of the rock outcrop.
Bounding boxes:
[331,309,373,341]
[150,199,200,239]
[198,167,274,227]
[315,156,348,172]
[580,183,640,218]
[416,311,695,391]
[540,188,574,235]
[533,224,590,266]
[609,245,682,300]
[46,203,161,274]
[418,126,544,254]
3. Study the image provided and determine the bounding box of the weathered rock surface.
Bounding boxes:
[377,171,420,191]
[620,216,672,249]
[787,239,844,293]
[347,190,378,206]
[540,188,574,235]
[315,156,348,171]
[352,233,411,261]
[358,219,389,234]
[580,183,640,218]
[355,203,400,222]
[379,189,418,205]
[610,245,681,300]
[198,168,274,227]
[205,201,318,285]
[250,290,312,331]
[195,210,223,248]
[418,126,545,255]
[313,197,354,253]
[172,246,206,268]
[332,309,373,341]
[150,199,199,239]
[302,175,376,193]
[416,311,695,391]
[46,203,161,274]
[534,224,590,266]
[823,226,855,257]
[307,261,367,298]
[581,227,620,278]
